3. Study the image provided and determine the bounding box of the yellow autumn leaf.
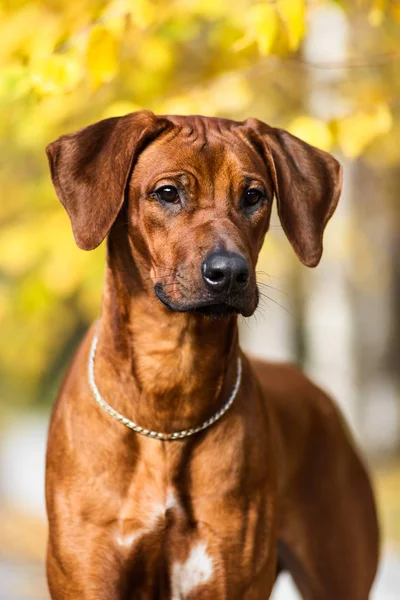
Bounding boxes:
[238,3,278,55]
[126,0,156,29]
[0,4,58,64]
[277,0,306,50]
[87,25,119,87]
[337,104,393,159]
[288,116,333,151]
[100,0,129,36]
[30,53,82,95]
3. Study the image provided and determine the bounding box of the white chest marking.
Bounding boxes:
[166,489,180,511]
[116,490,181,550]
[115,501,164,549]
[171,542,213,599]
[115,530,142,549]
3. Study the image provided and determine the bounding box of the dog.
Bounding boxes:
[45,111,379,599]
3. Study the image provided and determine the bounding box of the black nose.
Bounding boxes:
[202,251,249,293]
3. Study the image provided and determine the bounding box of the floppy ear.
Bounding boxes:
[244,118,342,267]
[46,110,171,250]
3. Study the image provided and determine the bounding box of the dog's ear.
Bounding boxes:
[244,118,342,267]
[46,111,171,250]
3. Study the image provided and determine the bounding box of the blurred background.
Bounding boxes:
[0,0,400,598]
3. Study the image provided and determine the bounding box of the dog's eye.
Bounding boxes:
[243,188,263,208]
[156,185,180,203]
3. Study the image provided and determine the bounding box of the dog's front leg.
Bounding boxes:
[46,532,132,600]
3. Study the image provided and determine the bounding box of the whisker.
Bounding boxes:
[239,315,251,330]
[256,270,280,281]
[258,290,292,316]
[257,281,287,296]
[254,305,268,323]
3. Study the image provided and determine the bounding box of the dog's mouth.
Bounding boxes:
[193,303,239,319]
[154,283,256,319]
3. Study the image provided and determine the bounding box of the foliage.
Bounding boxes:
[0,0,400,406]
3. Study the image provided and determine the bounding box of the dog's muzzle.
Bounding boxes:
[154,251,257,319]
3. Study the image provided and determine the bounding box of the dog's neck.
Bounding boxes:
[95,236,240,434]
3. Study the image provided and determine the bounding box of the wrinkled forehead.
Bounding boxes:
[132,118,269,185]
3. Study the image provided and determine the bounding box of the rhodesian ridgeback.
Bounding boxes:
[45,111,379,599]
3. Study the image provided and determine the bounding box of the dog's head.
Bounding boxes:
[47,111,342,318]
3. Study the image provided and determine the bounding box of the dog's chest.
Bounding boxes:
[114,486,217,599]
